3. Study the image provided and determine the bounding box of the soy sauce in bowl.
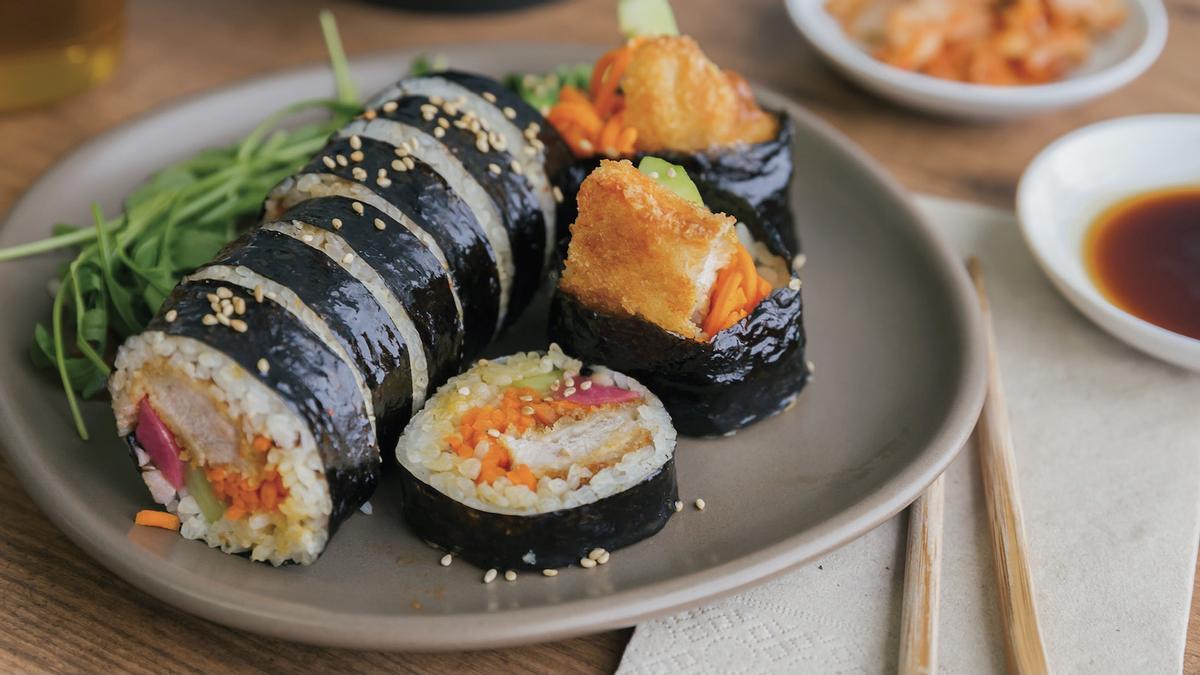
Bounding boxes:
[1084,187,1200,340]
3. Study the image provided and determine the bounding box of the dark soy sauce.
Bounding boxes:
[1084,187,1200,340]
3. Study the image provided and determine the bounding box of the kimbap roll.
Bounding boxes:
[543,2,799,251]
[550,158,809,436]
[108,71,573,564]
[396,346,678,570]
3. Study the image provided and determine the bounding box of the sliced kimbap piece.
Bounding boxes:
[542,16,799,252]
[190,226,413,451]
[396,345,678,570]
[109,280,378,565]
[363,71,576,263]
[550,158,809,436]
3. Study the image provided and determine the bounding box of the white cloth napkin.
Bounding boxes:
[617,196,1200,674]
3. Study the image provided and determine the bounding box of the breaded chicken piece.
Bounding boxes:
[559,160,739,340]
[623,36,779,152]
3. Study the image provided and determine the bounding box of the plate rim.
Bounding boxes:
[0,44,986,651]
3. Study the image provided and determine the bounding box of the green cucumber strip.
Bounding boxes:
[513,369,564,393]
[637,157,704,206]
[185,465,225,524]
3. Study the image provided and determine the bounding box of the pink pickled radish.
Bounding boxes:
[561,380,642,405]
[135,397,185,489]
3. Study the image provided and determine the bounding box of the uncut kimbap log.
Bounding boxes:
[108,71,571,565]
[549,158,809,437]
[543,29,798,252]
[396,346,678,570]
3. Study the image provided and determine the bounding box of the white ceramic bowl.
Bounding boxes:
[1017,114,1200,371]
[784,0,1168,120]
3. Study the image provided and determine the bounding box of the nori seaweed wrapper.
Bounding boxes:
[201,227,413,452]
[399,459,677,570]
[277,191,464,391]
[146,280,379,536]
[372,96,547,324]
[432,70,578,243]
[294,137,498,359]
[548,186,809,437]
[555,114,799,256]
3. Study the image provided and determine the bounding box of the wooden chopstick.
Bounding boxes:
[968,257,1051,674]
[899,473,945,675]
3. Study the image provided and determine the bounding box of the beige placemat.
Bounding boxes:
[617,196,1200,674]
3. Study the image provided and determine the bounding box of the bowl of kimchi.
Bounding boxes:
[785,0,1167,119]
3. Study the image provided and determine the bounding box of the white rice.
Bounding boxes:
[339,118,514,331]
[110,332,331,565]
[265,172,465,327]
[186,265,376,432]
[262,219,430,413]
[735,222,791,288]
[396,344,676,516]
[366,79,557,269]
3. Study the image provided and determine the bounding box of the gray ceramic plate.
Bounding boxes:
[0,45,985,650]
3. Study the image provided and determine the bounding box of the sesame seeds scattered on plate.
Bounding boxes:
[674,500,684,512]
[440,553,453,567]
[542,569,558,577]
[580,558,596,569]
[694,498,706,511]
[483,568,498,584]
[504,570,518,582]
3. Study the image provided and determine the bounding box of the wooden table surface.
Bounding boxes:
[1,0,1198,671]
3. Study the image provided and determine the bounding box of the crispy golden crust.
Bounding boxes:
[622,36,780,152]
[559,160,738,339]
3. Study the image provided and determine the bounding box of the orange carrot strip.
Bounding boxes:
[547,102,603,135]
[599,116,621,157]
[706,270,744,334]
[135,510,180,531]
[558,85,589,104]
[252,435,272,453]
[617,126,638,153]
[506,464,537,491]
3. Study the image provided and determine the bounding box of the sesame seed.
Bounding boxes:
[257,358,269,375]
[519,395,533,402]
[429,95,444,105]
[391,159,404,171]
[529,121,541,133]
[216,287,232,299]
[342,253,355,264]
[510,160,523,175]
[674,500,684,512]
[220,301,234,317]
[579,139,594,152]
[482,91,497,103]
[351,167,367,181]
[349,150,364,162]
[542,569,558,577]
[164,309,178,323]
[437,117,450,129]
[382,100,398,113]
[788,278,802,290]
[322,156,336,169]
[542,396,553,403]
[580,558,597,569]
[216,313,231,327]
[502,106,517,119]
[488,163,501,175]
[476,137,490,153]
[550,381,559,391]
[440,553,453,567]
[521,406,534,416]
[597,551,610,565]
[487,428,501,438]
[403,157,415,170]
[504,570,517,582]
[695,498,706,511]
[394,146,409,157]
[233,297,246,315]
[793,253,808,269]
[563,387,577,397]
[458,386,471,396]
[373,218,386,231]
[806,360,816,373]
[483,568,497,584]
[336,154,348,167]
[202,314,218,326]
[230,319,248,333]
[433,127,445,138]
[349,134,362,150]
[377,177,392,187]
[331,218,342,230]
[363,109,377,120]
[649,171,660,180]
[580,380,592,391]
[553,186,564,203]
[667,167,677,178]
[564,376,574,387]
[490,131,506,151]
[524,145,537,157]
[587,548,606,561]
[302,234,314,243]
[352,202,364,215]
[206,292,220,304]
[254,285,264,303]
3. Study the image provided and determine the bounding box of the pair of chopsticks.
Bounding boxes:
[897,258,1050,675]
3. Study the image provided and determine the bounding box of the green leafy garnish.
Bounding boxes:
[409,53,448,77]
[0,11,362,439]
[503,64,592,114]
